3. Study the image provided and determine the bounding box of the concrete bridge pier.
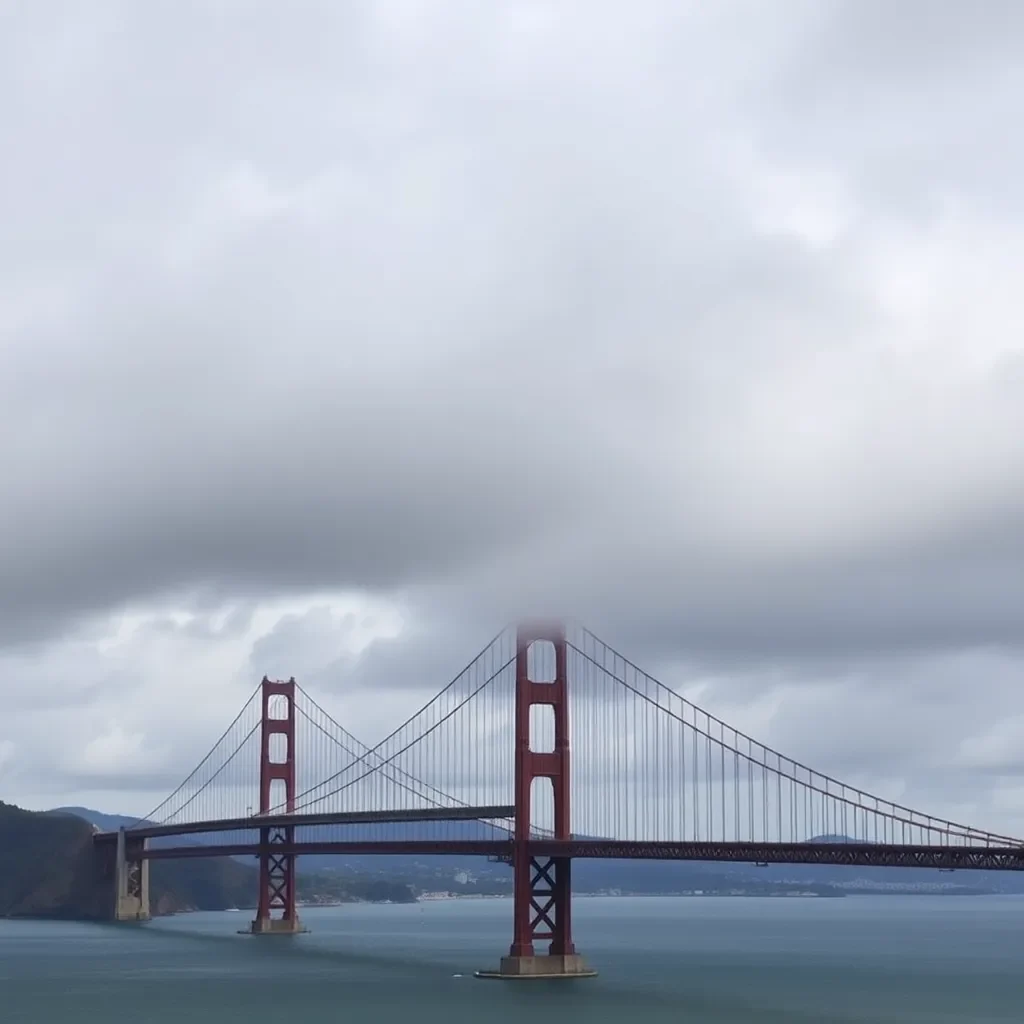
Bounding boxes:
[477,853,594,979]
[248,826,305,935]
[113,827,150,922]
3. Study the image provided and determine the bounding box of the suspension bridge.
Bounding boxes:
[93,622,1024,979]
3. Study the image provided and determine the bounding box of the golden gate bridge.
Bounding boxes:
[92,622,1024,979]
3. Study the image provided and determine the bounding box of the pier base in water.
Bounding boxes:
[475,954,597,980]
[247,916,307,935]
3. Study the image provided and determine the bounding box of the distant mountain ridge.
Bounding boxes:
[51,807,144,832]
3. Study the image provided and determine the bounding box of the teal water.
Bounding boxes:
[2,896,1023,1022]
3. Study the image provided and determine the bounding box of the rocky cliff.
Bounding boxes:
[0,802,109,918]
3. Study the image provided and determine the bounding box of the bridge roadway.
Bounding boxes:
[134,836,1024,871]
[92,805,516,844]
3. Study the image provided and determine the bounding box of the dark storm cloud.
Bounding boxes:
[2,2,1020,658]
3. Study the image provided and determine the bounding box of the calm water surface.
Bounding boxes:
[2,895,1023,1023]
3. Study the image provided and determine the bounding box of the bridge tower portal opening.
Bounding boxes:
[250,676,306,935]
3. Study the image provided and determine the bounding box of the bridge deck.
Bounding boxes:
[541,840,1024,872]
[92,805,516,843]
[137,838,1024,871]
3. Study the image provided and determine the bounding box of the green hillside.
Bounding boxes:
[0,801,104,917]
[0,801,258,918]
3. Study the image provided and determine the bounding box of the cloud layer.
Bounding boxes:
[1,1,1022,831]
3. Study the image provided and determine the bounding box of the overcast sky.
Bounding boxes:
[1,1,1022,833]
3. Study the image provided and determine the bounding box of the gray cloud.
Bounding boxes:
[1,2,1023,831]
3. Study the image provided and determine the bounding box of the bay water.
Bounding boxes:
[2,895,1023,1023]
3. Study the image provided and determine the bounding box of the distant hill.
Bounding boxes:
[0,802,107,918]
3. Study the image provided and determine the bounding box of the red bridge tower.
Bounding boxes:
[250,675,305,935]
[478,623,594,979]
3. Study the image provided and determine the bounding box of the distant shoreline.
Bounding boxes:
[7,888,1016,925]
